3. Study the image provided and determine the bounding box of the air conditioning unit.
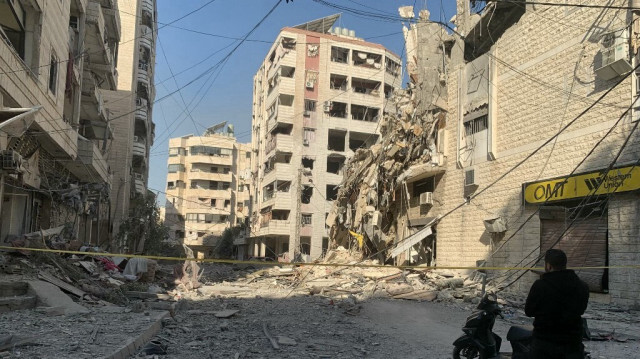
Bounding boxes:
[305,81,314,89]
[1,150,23,173]
[323,101,332,112]
[595,29,633,80]
[464,169,476,187]
[303,110,310,117]
[419,192,433,205]
[302,139,309,146]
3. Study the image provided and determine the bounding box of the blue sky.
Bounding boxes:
[149,0,457,204]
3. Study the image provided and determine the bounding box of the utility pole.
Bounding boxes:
[292,167,302,261]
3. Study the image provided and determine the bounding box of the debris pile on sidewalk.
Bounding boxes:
[325,86,445,256]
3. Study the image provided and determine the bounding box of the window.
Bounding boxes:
[190,146,232,157]
[331,46,349,63]
[413,177,435,198]
[49,54,58,94]
[244,200,250,207]
[223,167,230,174]
[209,181,218,190]
[210,199,216,207]
[0,0,27,59]
[303,128,315,146]
[224,199,230,208]
[168,164,184,173]
[210,166,218,173]
[301,214,312,225]
[167,181,175,189]
[304,99,316,112]
[326,185,338,201]
[464,115,488,136]
[190,181,198,189]
[246,152,251,159]
[222,182,230,190]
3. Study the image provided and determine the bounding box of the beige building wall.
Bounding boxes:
[431,1,640,306]
[250,20,401,260]
[163,133,252,258]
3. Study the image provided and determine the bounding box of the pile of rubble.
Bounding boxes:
[325,86,445,257]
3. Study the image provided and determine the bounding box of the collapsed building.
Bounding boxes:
[328,0,640,307]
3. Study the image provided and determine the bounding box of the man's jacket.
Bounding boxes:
[525,269,589,343]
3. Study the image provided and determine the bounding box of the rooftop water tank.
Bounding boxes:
[349,30,355,37]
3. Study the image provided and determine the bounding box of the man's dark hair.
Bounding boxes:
[545,249,567,270]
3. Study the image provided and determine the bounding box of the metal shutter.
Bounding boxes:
[540,207,607,292]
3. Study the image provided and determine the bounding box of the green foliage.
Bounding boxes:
[204,226,243,258]
[116,192,170,254]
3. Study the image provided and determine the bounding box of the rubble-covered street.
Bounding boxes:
[2,247,638,358]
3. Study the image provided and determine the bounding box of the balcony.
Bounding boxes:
[263,163,292,185]
[132,138,146,158]
[138,62,151,86]
[133,173,146,194]
[142,0,154,13]
[140,25,154,50]
[260,220,291,236]
[135,98,148,122]
[85,2,118,89]
[188,170,232,182]
[265,134,293,155]
[261,191,292,210]
[189,155,232,166]
[67,136,110,183]
[81,72,107,122]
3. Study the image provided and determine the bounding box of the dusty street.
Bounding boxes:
[131,293,640,359]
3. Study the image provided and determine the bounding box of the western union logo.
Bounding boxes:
[523,165,640,204]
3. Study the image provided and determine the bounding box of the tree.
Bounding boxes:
[116,191,169,254]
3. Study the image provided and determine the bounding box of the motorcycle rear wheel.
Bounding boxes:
[452,344,487,359]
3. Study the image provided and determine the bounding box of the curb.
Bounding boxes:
[102,310,169,359]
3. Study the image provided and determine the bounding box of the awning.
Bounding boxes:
[0,106,42,137]
[390,217,438,258]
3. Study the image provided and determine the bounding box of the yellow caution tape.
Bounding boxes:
[1,245,639,271]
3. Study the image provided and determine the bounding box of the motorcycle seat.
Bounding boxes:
[506,325,534,341]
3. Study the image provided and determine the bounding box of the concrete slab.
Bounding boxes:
[26,280,89,315]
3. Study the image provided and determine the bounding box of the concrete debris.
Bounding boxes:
[325,83,445,260]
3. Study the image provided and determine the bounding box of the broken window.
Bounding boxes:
[353,50,382,69]
[330,74,347,91]
[307,44,319,57]
[279,94,294,107]
[0,0,27,59]
[304,99,316,113]
[272,210,290,220]
[413,177,435,198]
[305,70,318,89]
[210,199,217,207]
[167,181,175,189]
[328,101,347,118]
[385,57,401,77]
[384,84,394,99]
[49,54,58,94]
[349,131,378,151]
[301,214,312,225]
[303,128,315,146]
[351,105,379,122]
[464,115,488,136]
[168,164,185,173]
[280,65,295,78]
[222,182,230,190]
[326,185,339,201]
[224,199,231,208]
[328,130,346,151]
[302,157,314,169]
[282,37,296,50]
[300,237,311,255]
[190,146,232,157]
[327,155,345,174]
[301,186,313,204]
[191,181,199,189]
[331,46,349,63]
[351,77,380,96]
[223,167,230,174]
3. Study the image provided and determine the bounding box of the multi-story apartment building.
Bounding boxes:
[163,127,252,259]
[366,1,640,307]
[0,0,121,246]
[249,15,401,260]
[104,0,157,240]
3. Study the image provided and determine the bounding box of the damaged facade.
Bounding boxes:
[329,1,640,307]
[0,0,156,252]
[163,125,252,259]
[249,15,401,260]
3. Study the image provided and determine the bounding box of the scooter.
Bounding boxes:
[453,293,589,359]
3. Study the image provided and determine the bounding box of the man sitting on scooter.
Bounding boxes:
[525,249,589,359]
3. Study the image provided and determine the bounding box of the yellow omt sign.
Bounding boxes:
[524,166,640,204]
